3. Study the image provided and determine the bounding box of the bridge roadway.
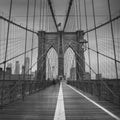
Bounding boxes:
[0,82,120,120]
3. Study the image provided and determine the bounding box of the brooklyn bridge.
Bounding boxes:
[0,0,120,119]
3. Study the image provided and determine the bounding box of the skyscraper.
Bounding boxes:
[70,67,76,81]
[14,61,20,74]
[21,65,25,74]
[7,63,12,73]
[7,63,12,69]
[70,55,76,80]
[24,57,30,74]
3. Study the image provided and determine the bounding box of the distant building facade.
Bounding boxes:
[7,63,12,69]
[7,63,12,73]
[83,72,91,80]
[24,57,30,74]
[14,61,20,74]
[70,67,76,81]
[96,74,102,80]
[21,65,25,74]
[0,67,35,80]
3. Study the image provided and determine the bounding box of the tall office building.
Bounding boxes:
[7,63,12,69]
[70,56,76,80]
[21,65,25,74]
[24,57,30,74]
[70,67,76,81]
[14,61,20,74]
[6,67,12,75]
[7,63,12,73]
[83,72,91,80]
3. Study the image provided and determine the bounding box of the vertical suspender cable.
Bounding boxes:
[47,4,50,32]
[92,0,99,77]
[78,0,81,30]
[45,1,48,31]
[107,0,118,79]
[0,14,2,109]
[1,0,13,109]
[41,0,43,30]
[46,1,48,31]
[23,0,29,100]
[74,0,77,31]
[31,0,36,80]
[3,0,13,80]
[84,0,91,78]
[43,0,45,30]
[44,0,47,31]
[75,0,79,30]
[39,0,42,31]
[77,0,80,30]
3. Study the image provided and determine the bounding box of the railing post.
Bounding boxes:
[119,96,120,108]
[91,82,93,95]
[98,82,101,100]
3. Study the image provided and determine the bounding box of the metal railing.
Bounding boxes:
[67,79,120,106]
[0,80,53,107]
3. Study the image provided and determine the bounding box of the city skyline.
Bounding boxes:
[0,0,120,79]
[4,57,31,75]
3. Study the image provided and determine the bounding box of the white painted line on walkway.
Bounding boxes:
[67,84,120,120]
[54,83,66,120]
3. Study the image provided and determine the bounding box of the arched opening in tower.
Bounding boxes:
[64,47,76,81]
[46,47,58,80]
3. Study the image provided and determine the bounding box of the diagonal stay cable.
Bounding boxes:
[69,45,119,98]
[88,47,120,64]
[76,69,82,80]
[47,0,59,32]
[0,46,38,65]
[3,59,45,101]
[3,57,43,100]
[63,0,73,31]
[0,41,56,66]
[77,56,119,98]
[0,16,37,34]
[84,14,120,34]
[67,38,120,63]
[3,45,53,100]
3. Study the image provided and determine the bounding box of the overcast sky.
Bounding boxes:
[0,0,120,29]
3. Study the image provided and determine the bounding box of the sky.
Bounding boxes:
[0,0,120,79]
[0,0,119,29]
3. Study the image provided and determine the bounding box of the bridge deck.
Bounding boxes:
[0,82,120,120]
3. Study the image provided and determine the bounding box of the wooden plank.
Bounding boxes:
[62,83,120,120]
[0,84,59,120]
[1,82,120,120]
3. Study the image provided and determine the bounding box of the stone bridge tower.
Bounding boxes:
[37,30,85,81]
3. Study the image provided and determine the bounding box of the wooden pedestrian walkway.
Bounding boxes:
[63,83,120,120]
[0,82,120,120]
[0,84,59,120]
